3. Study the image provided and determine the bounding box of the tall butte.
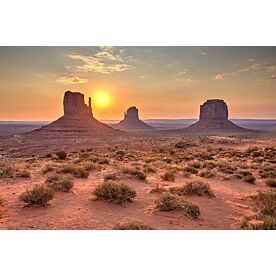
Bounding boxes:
[186,99,247,132]
[114,106,154,132]
[35,91,120,134]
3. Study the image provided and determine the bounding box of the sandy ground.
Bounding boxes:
[0,132,275,230]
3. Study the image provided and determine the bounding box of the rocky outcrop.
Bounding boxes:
[186,99,247,132]
[34,91,120,134]
[114,106,154,131]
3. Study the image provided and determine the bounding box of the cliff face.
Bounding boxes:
[115,106,153,131]
[34,91,120,134]
[186,99,246,132]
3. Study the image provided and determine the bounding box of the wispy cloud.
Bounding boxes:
[200,51,207,55]
[67,46,133,74]
[215,62,276,80]
[56,73,87,84]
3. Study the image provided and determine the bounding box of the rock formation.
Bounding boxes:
[186,99,247,132]
[114,106,154,131]
[35,91,120,134]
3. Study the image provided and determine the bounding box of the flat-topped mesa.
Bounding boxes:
[199,99,228,121]
[115,106,154,131]
[33,91,121,135]
[186,99,248,132]
[63,91,93,118]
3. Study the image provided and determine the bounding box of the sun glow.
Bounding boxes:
[93,91,110,107]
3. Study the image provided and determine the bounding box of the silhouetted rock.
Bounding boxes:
[34,91,120,134]
[186,99,247,132]
[115,106,154,131]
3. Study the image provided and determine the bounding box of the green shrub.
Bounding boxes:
[56,151,67,160]
[170,181,214,197]
[155,193,200,219]
[19,184,54,207]
[161,171,175,182]
[93,182,137,204]
[199,170,215,178]
[46,174,74,192]
[266,178,276,187]
[113,220,153,230]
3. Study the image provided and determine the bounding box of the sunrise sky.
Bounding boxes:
[0,46,275,121]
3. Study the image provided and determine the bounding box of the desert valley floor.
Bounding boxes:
[0,131,276,230]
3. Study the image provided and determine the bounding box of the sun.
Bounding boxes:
[94,92,110,107]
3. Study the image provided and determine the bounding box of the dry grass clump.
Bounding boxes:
[235,170,256,184]
[19,184,54,207]
[46,174,74,192]
[122,167,147,181]
[169,181,214,197]
[42,164,55,174]
[183,165,198,174]
[56,150,67,160]
[241,217,276,230]
[93,182,137,205]
[59,164,89,179]
[143,164,156,173]
[104,173,118,181]
[113,220,153,230]
[256,190,276,217]
[0,196,3,206]
[199,170,215,178]
[161,171,175,182]
[0,162,13,178]
[202,161,216,169]
[149,185,166,194]
[15,169,31,178]
[259,166,276,179]
[155,193,200,219]
[217,163,236,174]
[266,178,276,188]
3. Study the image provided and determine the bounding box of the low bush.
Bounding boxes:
[19,184,54,207]
[235,170,256,183]
[104,173,118,181]
[113,220,153,230]
[241,217,276,230]
[143,164,156,173]
[256,190,276,217]
[259,166,276,179]
[199,170,215,178]
[0,162,13,178]
[266,178,276,187]
[93,182,137,204]
[155,193,200,219]
[149,185,166,194]
[42,164,55,174]
[122,168,147,181]
[56,150,67,160]
[183,166,198,174]
[0,196,3,206]
[169,181,214,197]
[46,174,74,192]
[161,171,175,182]
[16,170,31,178]
[60,164,89,179]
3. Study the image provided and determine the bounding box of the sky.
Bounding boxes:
[0,46,275,121]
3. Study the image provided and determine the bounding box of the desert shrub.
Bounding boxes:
[202,161,216,169]
[183,166,198,174]
[56,150,67,160]
[169,181,214,197]
[255,191,276,217]
[143,164,156,173]
[45,153,52,158]
[155,193,200,219]
[218,163,236,174]
[0,196,3,206]
[113,220,153,230]
[19,184,54,207]
[259,166,276,179]
[266,178,276,187]
[46,174,74,192]
[235,170,256,183]
[42,164,55,174]
[199,170,215,178]
[161,171,175,182]
[188,161,201,169]
[0,162,13,178]
[16,170,31,178]
[97,158,109,165]
[104,173,118,181]
[149,185,166,194]
[122,168,147,181]
[93,182,137,204]
[241,217,276,230]
[60,164,89,179]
